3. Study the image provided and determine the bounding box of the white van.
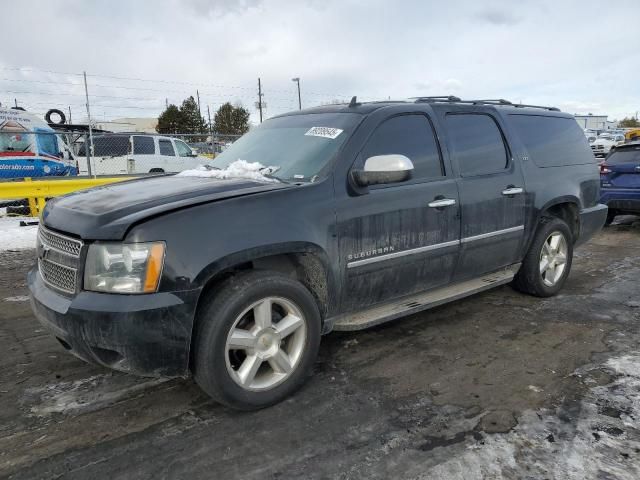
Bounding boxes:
[77,134,209,175]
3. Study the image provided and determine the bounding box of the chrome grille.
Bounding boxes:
[37,226,83,295]
[38,259,77,294]
[39,227,82,256]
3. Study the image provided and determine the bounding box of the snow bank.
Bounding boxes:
[177,160,280,183]
[0,216,38,251]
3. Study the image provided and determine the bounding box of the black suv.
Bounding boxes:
[29,97,607,410]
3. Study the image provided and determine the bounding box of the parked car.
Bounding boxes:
[591,132,625,157]
[76,134,209,175]
[600,141,640,224]
[29,98,607,410]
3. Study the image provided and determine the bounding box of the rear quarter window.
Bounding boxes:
[509,115,595,168]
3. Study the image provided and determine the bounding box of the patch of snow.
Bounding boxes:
[0,217,38,251]
[177,159,280,183]
[3,295,30,302]
[23,373,170,416]
[414,352,640,479]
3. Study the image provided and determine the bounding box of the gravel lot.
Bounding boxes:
[1,218,639,479]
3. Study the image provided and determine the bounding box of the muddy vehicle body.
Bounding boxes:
[29,97,607,409]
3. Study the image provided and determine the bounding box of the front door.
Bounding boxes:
[337,112,461,312]
[443,111,526,281]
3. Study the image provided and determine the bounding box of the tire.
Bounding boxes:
[45,108,66,125]
[149,168,164,173]
[192,270,321,410]
[512,217,573,297]
[604,209,617,226]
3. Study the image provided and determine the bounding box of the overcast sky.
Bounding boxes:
[2,0,638,124]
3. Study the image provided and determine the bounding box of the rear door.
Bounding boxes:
[337,110,461,312]
[131,135,157,173]
[604,146,640,189]
[443,110,526,281]
[158,138,177,172]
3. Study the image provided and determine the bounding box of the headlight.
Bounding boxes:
[84,242,165,294]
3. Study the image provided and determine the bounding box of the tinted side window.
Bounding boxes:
[446,114,508,176]
[158,139,175,156]
[87,136,130,156]
[362,114,443,180]
[509,115,595,167]
[133,136,155,155]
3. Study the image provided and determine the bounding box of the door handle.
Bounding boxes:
[502,187,524,196]
[428,198,457,208]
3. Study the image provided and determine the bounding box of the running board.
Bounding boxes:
[330,264,521,331]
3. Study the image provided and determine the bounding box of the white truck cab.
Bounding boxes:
[591,133,625,158]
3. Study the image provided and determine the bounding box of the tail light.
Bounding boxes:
[600,162,611,174]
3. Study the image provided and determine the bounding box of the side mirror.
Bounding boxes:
[189,149,198,157]
[352,154,414,187]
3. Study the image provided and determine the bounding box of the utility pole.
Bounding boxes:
[14,98,18,108]
[207,104,214,150]
[68,106,72,124]
[83,71,94,177]
[291,77,301,110]
[257,78,264,123]
[196,89,202,118]
[165,98,169,108]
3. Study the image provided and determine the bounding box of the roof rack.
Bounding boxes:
[412,96,462,103]
[411,96,560,112]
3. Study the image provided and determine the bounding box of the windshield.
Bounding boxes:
[208,112,361,182]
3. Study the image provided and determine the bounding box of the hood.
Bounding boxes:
[593,138,615,146]
[42,175,291,240]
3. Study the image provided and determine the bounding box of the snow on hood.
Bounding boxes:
[177,160,280,183]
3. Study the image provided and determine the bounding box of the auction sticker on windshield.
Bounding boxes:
[305,127,343,139]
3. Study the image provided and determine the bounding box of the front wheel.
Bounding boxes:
[512,217,573,297]
[193,271,321,410]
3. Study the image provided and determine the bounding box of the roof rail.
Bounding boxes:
[412,96,461,103]
[411,96,560,111]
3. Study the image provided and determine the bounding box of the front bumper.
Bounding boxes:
[28,267,200,377]
[576,203,608,247]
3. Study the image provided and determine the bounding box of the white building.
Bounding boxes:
[574,114,617,132]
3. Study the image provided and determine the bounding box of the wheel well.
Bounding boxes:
[196,252,330,322]
[543,202,579,241]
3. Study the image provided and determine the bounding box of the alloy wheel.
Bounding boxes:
[539,231,568,287]
[225,296,307,391]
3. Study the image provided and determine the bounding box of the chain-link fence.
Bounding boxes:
[0,130,241,216]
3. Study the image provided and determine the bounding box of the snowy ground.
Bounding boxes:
[0,215,38,251]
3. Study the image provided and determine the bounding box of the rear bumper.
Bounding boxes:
[28,267,200,377]
[576,204,608,247]
[600,188,640,213]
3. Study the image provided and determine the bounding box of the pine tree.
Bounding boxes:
[213,102,251,135]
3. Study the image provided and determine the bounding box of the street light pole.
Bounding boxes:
[291,77,301,110]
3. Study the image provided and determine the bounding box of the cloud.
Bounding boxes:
[0,0,638,123]
[475,8,521,26]
[182,0,263,17]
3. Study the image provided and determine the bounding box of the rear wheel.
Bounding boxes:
[193,271,321,410]
[512,217,573,297]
